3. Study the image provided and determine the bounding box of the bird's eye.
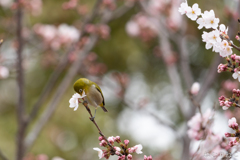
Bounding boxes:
[79,89,83,93]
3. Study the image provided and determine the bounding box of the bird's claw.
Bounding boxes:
[90,116,95,121]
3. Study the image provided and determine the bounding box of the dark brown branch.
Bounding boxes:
[15,0,26,159]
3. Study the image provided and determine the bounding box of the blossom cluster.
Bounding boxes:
[93,135,151,160]
[126,13,158,41]
[1,0,42,16]
[179,1,233,58]
[225,117,240,147]
[69,92,86,111]
[218,88,240,110]
[34,23,80,50]
[126,0,184,41]
[187,110,230,158]
[187,109,213,140]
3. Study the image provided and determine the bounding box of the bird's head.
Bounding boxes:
[73,78,89,95]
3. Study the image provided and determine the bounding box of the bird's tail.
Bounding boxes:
[101,106,108,112]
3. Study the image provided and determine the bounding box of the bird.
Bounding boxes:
[73,78,108,119]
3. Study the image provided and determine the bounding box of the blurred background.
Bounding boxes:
[0,0,240,159]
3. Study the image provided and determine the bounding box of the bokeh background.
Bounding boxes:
[0,0,240,159]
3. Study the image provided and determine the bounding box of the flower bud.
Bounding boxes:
[190,82,200,95]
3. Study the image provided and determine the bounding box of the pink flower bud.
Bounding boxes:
[115,136,121,143]
[99,136,104,141]
[127,154,132,160]
[128,148,134,154]
[231,54,236,61]
[100,140,107,147]
[228,117,239,130]
[225,132,231,137]
[190,82,200,95]
[124,140,129,145]
[144,155,147,160]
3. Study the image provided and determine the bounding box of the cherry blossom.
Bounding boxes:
[126,21,140,37]
[178,1,190,15]
[196,10,219,29]
[186,3,201,21]
[228,117,238,129]
[69,92,86,111]
[219,24,228,35]
[232,70,240,82]
[190,82,200,95]
[187,109,213,140]
[93,148,104,159]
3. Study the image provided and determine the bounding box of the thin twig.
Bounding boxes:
[15,0,26,159]
[82,101,121,156]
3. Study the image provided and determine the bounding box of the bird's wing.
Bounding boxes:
[94,83,105,106]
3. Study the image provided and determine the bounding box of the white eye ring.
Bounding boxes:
[79,89,83,93]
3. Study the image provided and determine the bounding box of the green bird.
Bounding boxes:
[73,78,108,119]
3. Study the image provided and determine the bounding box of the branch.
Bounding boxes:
[24,34,98,150]
[15,0,26,159]
[24,1,134,152]
[82,101,121,156]
[26,0,104,125]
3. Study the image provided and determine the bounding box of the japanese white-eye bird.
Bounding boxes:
[73,78,108,119]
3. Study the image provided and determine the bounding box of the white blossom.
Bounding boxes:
[197,10,219,29]
[93,148,103,159]
[134,144,143,154]
[57,24,80,43]
[219,24,228,35]
[232,71,240,82]
[186,3,201,21]
[69,92,86,111]
[178,1,190,15]
[190,82,200,95]
[0,66,9,79]
[126,21,140,37]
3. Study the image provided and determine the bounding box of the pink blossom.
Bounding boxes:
[187,109,213,140]
[144,155,153,160]
[114,147,121,155]
[98,136,104,141]
[127,154,132,160]
[99,140,107,147]
[225,133,231,137]
[128,144,143,154]
[228,117,238,130]
[124,139,129,145]
[107,136,115,144]
[115,136,121,143]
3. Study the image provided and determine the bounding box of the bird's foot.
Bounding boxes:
[90,116,95,121]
